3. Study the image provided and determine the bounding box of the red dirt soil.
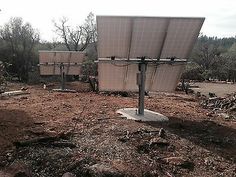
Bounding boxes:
[0,82,235,177]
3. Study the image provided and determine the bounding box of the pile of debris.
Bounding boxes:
[200,92,236,118]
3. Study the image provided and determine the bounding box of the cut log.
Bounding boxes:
[1,90,30,97]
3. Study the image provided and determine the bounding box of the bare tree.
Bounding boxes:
[68,26,83,51]
[53,12,97,51]
[53,17,71,51]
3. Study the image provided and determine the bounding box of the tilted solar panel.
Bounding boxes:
[39,51,85,75]
[96,16,204,92]
[97,16,204,60]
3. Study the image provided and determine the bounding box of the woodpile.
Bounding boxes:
[201,92,236,116]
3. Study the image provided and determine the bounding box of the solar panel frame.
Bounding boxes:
[39,51,85,75]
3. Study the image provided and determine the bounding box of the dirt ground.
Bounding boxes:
[0,82,235,177]
[191,82,236,97]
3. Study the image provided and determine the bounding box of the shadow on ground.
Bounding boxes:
[0,109,36,154]
[147,117,236,162]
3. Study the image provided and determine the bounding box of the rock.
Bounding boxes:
[218,113,230,119]
[209,92,217,98]
[3,161,32,177]
[87,163,123,177]
[229,105,236,112]
[158,128,165,138]
[196,91,201,98]
[118,136,129,142]
[163,156,184,165]
[21,87,28,91]
[0,170,11,177]
[206,112,214,117]
[137,137,169,153]
[149,137,169,146]
[62,172,76,177]
[163,156,194,170]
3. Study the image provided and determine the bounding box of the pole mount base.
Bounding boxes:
[117,108,169,122]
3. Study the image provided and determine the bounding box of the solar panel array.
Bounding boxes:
[97,16,204,59]
[97,16,204,92]
[39,51,85,75]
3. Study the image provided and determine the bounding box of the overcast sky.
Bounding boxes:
[1,0,236,41]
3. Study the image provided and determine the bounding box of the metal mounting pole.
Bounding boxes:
[60,63,65,90]
[138,57,146,115]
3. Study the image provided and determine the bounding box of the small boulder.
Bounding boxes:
[163,156,194,170]
[62,172,76,177]
[158,128,165,138]
[0,170,11,177]
[4,161,32,177]
[149,137,169,146]
[87,163,123,177]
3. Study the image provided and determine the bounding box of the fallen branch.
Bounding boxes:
[1,90,30,97]
[13,131,74,148]
[13,136,60,147]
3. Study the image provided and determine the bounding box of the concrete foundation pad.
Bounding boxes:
[117,108,169,122]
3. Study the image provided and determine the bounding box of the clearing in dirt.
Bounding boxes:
[0,82,235,177]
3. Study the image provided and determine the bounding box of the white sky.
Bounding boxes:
[1,0,236,41]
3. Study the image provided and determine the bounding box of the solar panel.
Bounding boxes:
[97,16,204,59]
[160,18,204,59]
[97,16,204,92]
[129,18,169,59]
[97,17,132,58]
[39,51,85,75]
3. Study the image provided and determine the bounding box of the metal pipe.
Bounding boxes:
[138,58,146,115]
[60,63,65,90]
